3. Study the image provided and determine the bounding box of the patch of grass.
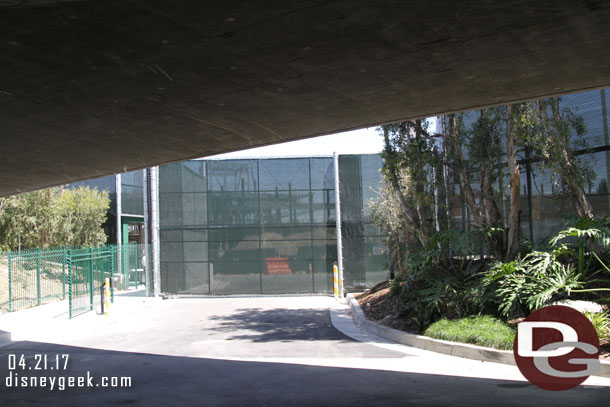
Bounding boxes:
[424,315,516,350]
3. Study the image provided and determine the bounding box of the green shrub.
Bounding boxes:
[584,310,610,341]
[398,265,495,331]
[388,279,402,297]
[394,228,498,331]
[424,315,516,350]
[0,186,109,250]
[485,217,610,318]
[485,252,583,317]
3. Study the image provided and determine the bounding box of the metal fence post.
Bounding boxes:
[62,245,66,300]
[135,243,139,288]
[36,247,41,306]
[8,252,12,312]
[89,247,94,310]
[333,152,344,298]
[150,166,161,297]
[123,245,127,290]
[67,249,72,319]
[116,173,122,275]
[143,169,151,297]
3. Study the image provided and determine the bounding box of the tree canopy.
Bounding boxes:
[0,186,110,251]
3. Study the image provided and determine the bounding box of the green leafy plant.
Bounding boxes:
[549,216,610,275]
[485,217,610,318]
[584,310,610,341]
[388,279,402,297]
[392,228,498,330]
[485,251,583,317]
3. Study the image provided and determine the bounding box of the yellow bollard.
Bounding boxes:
[104,277,111,316]
[333,264,339,301]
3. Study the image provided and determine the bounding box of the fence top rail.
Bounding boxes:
[8,253,66,262]
[70,253,114,261]
[4,244,141,260]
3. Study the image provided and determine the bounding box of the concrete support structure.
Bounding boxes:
[2,2,610,197]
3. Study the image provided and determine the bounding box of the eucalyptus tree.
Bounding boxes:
[380,120,443,247]
[445,109,506,257]
[505,104,520,259]
[532,97,594,218]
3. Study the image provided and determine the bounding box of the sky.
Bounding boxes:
[209,127,384,159]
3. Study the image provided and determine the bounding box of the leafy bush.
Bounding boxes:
[424,315,516,350]
[486,217,610,318]
[382,217,610,331]
[485,251,583,317]
[584,310,610,341]
[0,186,109,250]
[550,216,610,276]
[391,228,502,330]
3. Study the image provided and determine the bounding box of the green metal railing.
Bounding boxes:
[1,244,148,318]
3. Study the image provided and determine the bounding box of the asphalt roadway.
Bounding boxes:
[0,294,609,406]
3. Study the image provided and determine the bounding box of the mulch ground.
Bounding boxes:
[355,280,610,360]
[355,280,419,334]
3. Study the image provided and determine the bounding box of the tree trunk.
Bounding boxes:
[536,100,595,218]
[383,127,428,246]
[413,121,431,241]
[478,110,503,228]
[432,166,441,233]
[447,114,485,227]
[441,119,452,231]
[505,104,521,260]
[480,168,502,225]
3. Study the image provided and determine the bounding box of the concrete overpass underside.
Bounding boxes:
[1,0,610,196]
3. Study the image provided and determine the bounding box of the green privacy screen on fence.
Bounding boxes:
[158,155,390,295]
[1,244,147,318]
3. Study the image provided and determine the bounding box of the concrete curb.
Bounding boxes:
[346,294,610,378]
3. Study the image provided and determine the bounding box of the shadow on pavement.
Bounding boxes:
[0,340,606,406]
[208,307,352,342]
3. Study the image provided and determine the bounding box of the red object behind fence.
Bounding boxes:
[265,258,292,275]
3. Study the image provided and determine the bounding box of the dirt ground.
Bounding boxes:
[356,280,610,360]
[356,280,419,334]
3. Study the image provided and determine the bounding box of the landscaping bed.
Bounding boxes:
[357,280,610,360]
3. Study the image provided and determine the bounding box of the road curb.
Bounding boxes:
[346,294,610,378]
